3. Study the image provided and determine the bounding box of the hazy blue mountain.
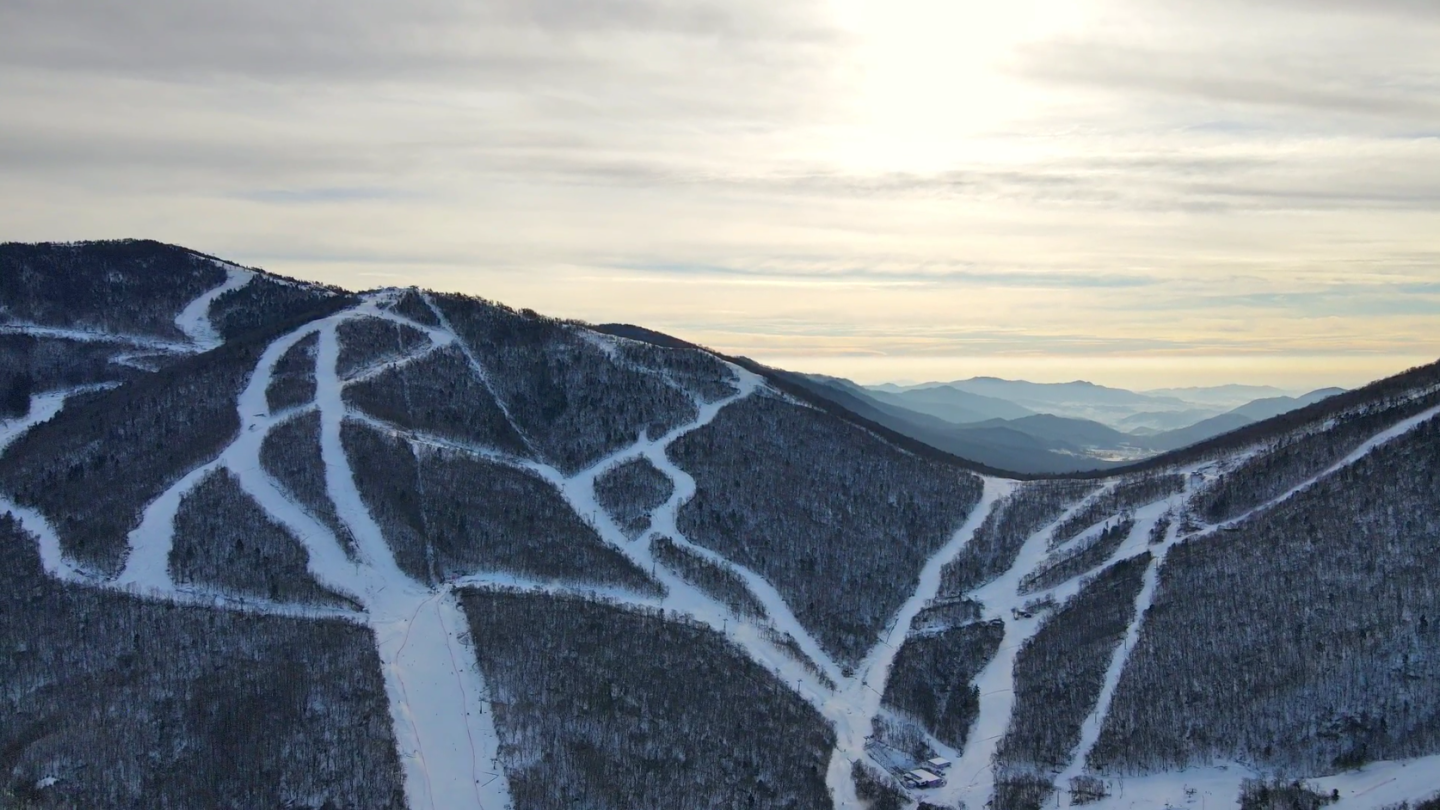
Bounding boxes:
[1116,408,1224,433]
[808,381,1345,469]
[993,414,1136,448]
[862,381,1036,424]
[1226,387,1345,422]
[1139,413,1257,453]
[1141,384,1292,408]
[793,376,1118,474]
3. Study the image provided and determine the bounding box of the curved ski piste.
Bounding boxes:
[174,260,255,350]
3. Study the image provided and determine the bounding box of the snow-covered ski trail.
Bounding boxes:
[174,261,254,350]
[13,279,1440,810]
[934,483,1123,807]
[1054,500,1180,807]
[112,319,367,609]
[641,422,846,687]
[0,389,70,455]
[346,346,1027,809]
[824,476,1012,808]
[544,363,850,713]
[1076,750,1440,810]
[312,314,513,810]
[3,299,515,810]
[937,402,1440,810]
[0,322,195,353]
[350,357,851,717]
[419,291,538,459]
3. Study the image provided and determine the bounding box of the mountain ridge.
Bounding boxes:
[4,239,1440,810]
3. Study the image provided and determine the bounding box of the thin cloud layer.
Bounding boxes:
[1,0,1437,388]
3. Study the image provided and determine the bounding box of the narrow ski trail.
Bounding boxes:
[174,261,254,349]
[310,308,513,810]
[1054,498,1183,806]
[824,476,1012,809]
[936,484,1122,807]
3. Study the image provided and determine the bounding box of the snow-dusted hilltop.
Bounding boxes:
[3,240,1440,810]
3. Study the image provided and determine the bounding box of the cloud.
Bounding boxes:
[0,0,840,79]
[1011,0,1440,126]
[1,0,1437,389]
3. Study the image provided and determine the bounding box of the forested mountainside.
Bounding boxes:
[3,239,1440,810]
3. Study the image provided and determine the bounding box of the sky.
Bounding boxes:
[3,0,1438,390]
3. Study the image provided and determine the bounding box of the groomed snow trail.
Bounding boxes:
[1054,498,1183,807]
[546,362,849,713]
[313,306,513,810]
[1,392,95,584]
[350,337,1033,809]
[356,346,853,717]
[174,261,254,350]
[940,401,1440,810]
[934,483,1123,808]
[642,423,847,688]
[0,390,70,455]
[5,295,515,810]
[1078,751,1440,810]
[825,476,1013,809]
[0,322,194,353]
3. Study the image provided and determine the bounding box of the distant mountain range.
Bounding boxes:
[794,376,1346,474]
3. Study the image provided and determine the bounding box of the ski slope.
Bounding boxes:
[7,272,1440,810]
[174,260,254,350]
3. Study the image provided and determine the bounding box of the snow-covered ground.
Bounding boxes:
[825,477,1013,805]
[0,322,194,353]
[7,276,1440,810]
[174,261,254,350]
[933,401,1440,810]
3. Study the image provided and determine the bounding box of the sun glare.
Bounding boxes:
[826,0,1087,172]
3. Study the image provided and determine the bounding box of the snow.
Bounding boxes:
[1,390,97,583]
[641,411,846,687]
[370,588,510,810]
[114,459,221,592]
[0,494,94,584]
[174,261,254,350]
[1320,753,1440,808]
[934,484,1121,807]
[310,315,515,810]
[539,364,849,715]
[9,283,1440,810]
[825,476,1013,807]
[0,258,252,355]
[1055,499,1184,806]
[421,292,536,457]
[1073,752,1440,810]
[0,390,70,455]
[0,322,191,353]
[1080,764,1254,810]
[934,401,1440,810]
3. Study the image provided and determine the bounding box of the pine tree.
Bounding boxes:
[2,371,33,419]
